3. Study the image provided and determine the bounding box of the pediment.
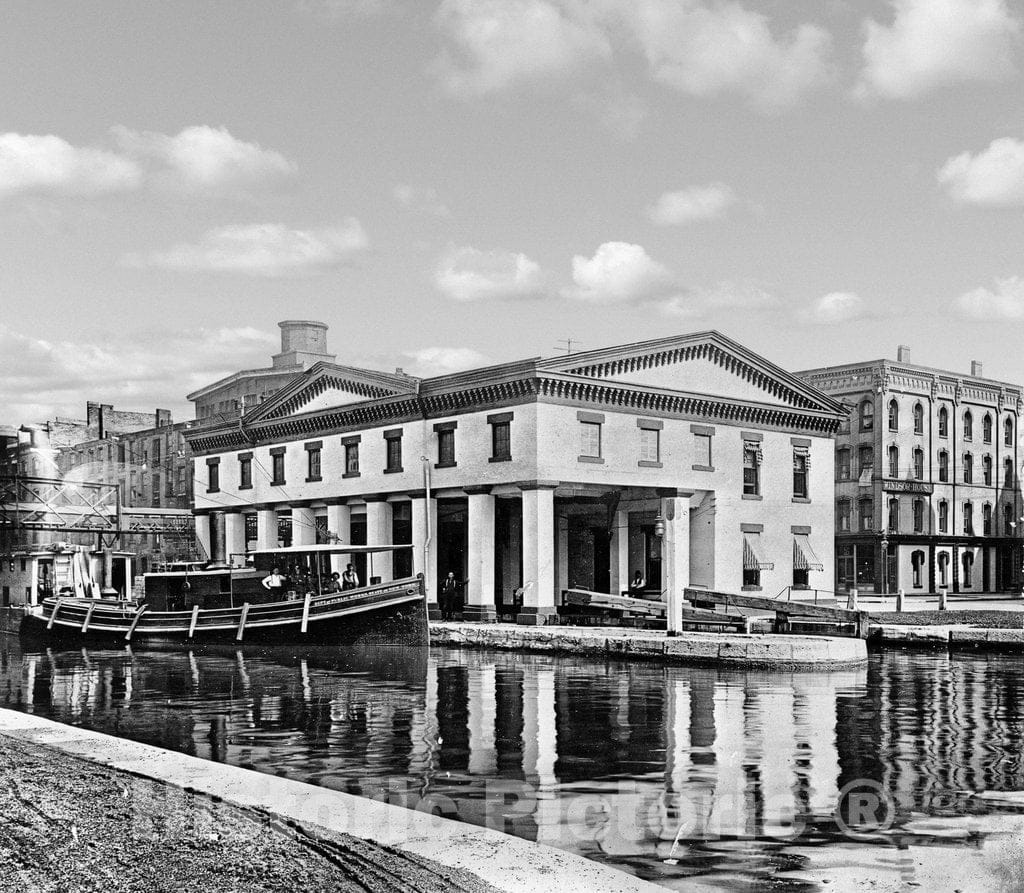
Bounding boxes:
[249,363,419,421]
[543,332,841,413]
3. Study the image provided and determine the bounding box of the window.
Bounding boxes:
[793,451,808,499]
[887,497,899,532]
[859,498,873,531]
[1005,417,1014,447]
[860,400,874,431]
[913,498,924,533]
[692,427,714,470]
[839,410,851,434]
[639,424,661,465]
[939,450,949,482]
[983,414,993,443]
[433,421,457,467]
[858,446,874,475]
[579,422,601,459]
[983,502,993,535]
[743,441,762,496]
[913,447,924,480]
[963,502,973,535]
[964,410,973,441]
[1005,457,1014,488]
[176,465,187,495]
[488,414,512,462]
[306,442,322,482]
[742,530,764,589]
[1006,504,1015,535]
[151,473,161,507]
[239,453,252,489]
[962,552,974,587]
[911,550,925,588]
[888,444,899,478]
[983,455,993,486]
[837,448,851,480]
[384,429,403,472]
[888,399,899,431]
[938,552,949,587]
[206,458,220,493]
[837,499,851,532]
[938,500,948,533]
[913,403,924,435]
[152,439,161,464]
[963,453,973,484]
[271,448,286,486]
[938,406,948,438]
[345,441,360,476]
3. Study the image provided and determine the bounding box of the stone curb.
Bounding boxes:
[430,623,867,668]
[0,709,660,893]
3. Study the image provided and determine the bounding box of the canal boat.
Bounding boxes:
[19,544,429,647]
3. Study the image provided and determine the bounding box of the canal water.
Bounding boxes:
[2,624,1023,890]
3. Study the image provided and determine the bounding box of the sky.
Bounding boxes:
[2,0,1024,423]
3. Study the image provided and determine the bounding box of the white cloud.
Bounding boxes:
[658,280,778,317]
[0,324,278,422]
[435,246,546,301]
[112,125,296,195]
[392,183,451,216]
[563,241,680,304]
[801,291,873,325]
[122,221,368,277]
[434,0,611,96]
[856,0,1021,100]
[0,133,142,198]
[647,183,736,225]
[953,276,1024,319]
[618,0,832,111]
[406,346,492,377]
[938,137,1024,206]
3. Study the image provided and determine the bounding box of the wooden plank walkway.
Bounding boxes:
[684,588,869,637]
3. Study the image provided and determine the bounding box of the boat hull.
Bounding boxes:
[19,577,429,648]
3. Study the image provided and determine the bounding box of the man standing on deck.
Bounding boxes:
[262,566,287,599]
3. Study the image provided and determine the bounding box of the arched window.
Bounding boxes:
[938,500,949,532]
[859,446,874,475]
[983,502,993,535]
[938,406,948,438]
[859,497,873,531]
[983,414,993,443]
[964,410,973,441]
[983,455,993,486]
[1005,417,1014,447]
[911,550,926,588]
[938,450,949,482]
[913,447,924,480]
[888,443,900,478]
[963,452,973,484]
[938,552,949,587]
[964,501,974,535]
[913,403,924,435]
[836,447,851,480]
[888,399,899,431]
[860,400,874,432]
[1005,457,1014,488]
[837,498,851,531]
[962,551,974,588]
[888,497,900,532]
[913,498,924,533]
[1006,504,1015,535]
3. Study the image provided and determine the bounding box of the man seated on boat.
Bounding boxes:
[327,572,343,593]
[341,564,360,590]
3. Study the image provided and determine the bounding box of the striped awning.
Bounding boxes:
[793,534,824,572]
[858,468,873,486]
[743,534,774,571]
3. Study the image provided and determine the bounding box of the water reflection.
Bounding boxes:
[3,625,1023,889]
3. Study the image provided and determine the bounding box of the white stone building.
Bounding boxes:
[186,331,844,623]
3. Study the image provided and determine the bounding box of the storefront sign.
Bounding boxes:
[882,479,934,494]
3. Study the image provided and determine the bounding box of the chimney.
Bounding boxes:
[155,409,172,428]
[971,360,984,378]
[395,367,404,375]
[897,345,910,363]
[272,320,336,369]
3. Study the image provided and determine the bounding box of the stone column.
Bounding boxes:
[517,482,558,625]
[208,511,228,567]
[256,507,277,551]
[661,491,692,635]
[364,496,393,583]
[224,512,246,567]
[556,513,570,596]
[291,505,317,546]
[195,513,212,562]
[465,486,497,622]
[411,493,439,618]
[326,502,351,575]
[609,507,630,595]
